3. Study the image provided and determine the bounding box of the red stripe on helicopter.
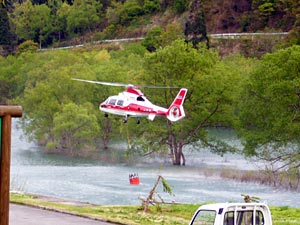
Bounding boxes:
[125,88,144,96]
[100,103,167,115]
[173,89,186,105]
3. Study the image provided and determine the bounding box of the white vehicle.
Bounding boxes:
[189,202,272,225]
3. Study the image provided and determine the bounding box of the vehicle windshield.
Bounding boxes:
[190,210,216,225]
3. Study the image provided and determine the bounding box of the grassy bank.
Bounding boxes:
[10,193,300,225]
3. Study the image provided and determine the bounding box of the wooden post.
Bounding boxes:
[0,106,22,225]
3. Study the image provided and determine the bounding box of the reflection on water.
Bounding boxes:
[10,119,300,207]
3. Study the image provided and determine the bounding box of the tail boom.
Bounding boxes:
[167,88,188,122]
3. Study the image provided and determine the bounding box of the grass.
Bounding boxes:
[10,193,300,225]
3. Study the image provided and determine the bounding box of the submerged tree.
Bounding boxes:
[237,45,300,176]
[137,40,242,165]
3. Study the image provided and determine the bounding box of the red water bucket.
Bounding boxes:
[129,173,140,185]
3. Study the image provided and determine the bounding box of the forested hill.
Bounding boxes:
[1,0,300,54]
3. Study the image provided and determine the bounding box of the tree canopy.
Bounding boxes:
[237,45,300,170]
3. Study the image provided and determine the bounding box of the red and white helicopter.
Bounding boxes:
[72,78,188,124]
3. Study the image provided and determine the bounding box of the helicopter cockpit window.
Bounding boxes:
[117,100,124,106]
[137,96,145,101]
[108,99,117,105]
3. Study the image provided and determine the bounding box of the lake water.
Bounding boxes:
[10,119,300,207]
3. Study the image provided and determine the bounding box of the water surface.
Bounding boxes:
[10,119,300,207]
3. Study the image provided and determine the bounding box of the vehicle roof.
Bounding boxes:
[196,202,270,211]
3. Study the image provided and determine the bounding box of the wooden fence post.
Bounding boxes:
[0,106,23,225]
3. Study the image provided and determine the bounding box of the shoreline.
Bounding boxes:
[9,192,300,225]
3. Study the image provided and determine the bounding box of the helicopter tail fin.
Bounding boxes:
[167,88,188,122]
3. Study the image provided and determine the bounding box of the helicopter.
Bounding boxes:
[72,78,188,124]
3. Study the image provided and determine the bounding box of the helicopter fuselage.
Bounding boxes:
[99,88,167,121]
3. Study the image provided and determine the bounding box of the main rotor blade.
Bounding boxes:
[139,85,179,89]
[72,78,180,89]
[72,78,127,87]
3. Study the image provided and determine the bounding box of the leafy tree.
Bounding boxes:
[55,2,71,42]
[174,0,187,13]
[18,51,97,144]
[160,23,184,47]
[51,102,100,155]
[32,4,52,48]
[106,1,123,25]
[142,26,163,52]
[143,0,160,14]
[138,40,241,165]
[10,0,35,41]
[10,1,52,48]
[237,45,300,171]
[0,3,11,46]
[143,24,184,52]
[67,0,102,35]
[119,0,144,25]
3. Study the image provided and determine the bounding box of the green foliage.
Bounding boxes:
[140,40,243,164]
[11,1,52,47]
[0,4,11,45]
[120,0,144,25]
[10,0,35,41]
[55,2,71,39]
[143,0,160,13]
[66,0,102,35]
[52,102,100,154]
[160,23,184,47]
[237,45,300,171]
[106,1,123,25]
[258,2,276,17]
[142,24,184,52]
[15,40,39,55]
[161,176,173,195]
[142,26,163,51]
[174,0,187,13]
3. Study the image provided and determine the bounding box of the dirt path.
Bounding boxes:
[10,204,117,225]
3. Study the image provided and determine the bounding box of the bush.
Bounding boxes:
[16,40,39,55]
[120,0,144,25]
[143,0,160,13]
[174,0,187,13]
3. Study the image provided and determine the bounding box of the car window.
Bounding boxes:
[191,210,216,225]
[224,210,265,225]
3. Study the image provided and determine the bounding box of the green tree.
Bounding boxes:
[67,0,102,35]
[55,2,71,42]
[237,45,300,171]
[106,1,123,25]
[119,0,144,25]
[160,23,184,47]
[0,3,11,46]
[142,26,163,52]
[10,1,52,48]
[138,40,241,165]
[174,0,187,13]
[10,1,35,41]
[143,0,160,14]
[52,102,100,155]
[18,51,97,144]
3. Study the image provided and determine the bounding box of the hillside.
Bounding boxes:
[1,0,299,55]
